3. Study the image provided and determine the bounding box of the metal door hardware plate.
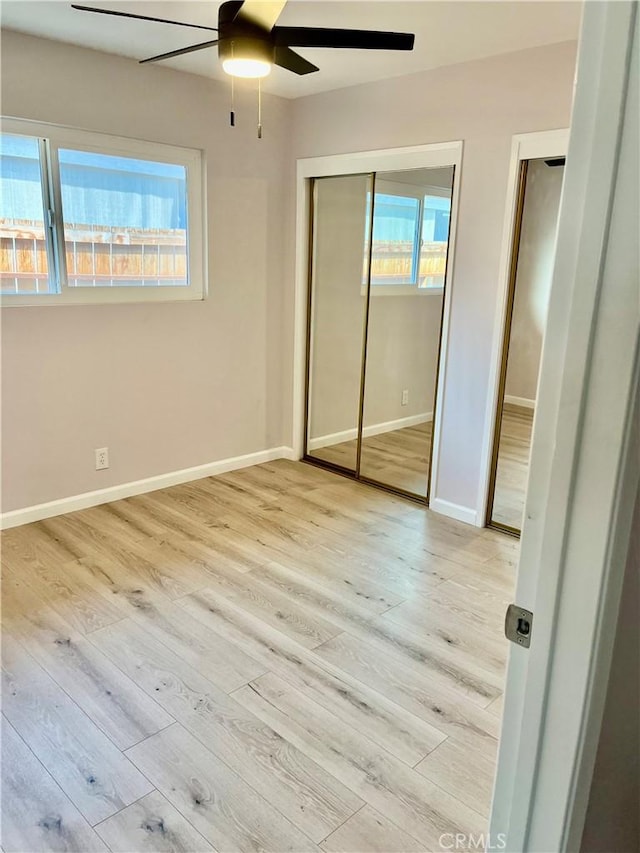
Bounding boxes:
[505,604,533,648]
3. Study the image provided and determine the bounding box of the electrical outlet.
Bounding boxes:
[95,447,109,470]
[401,389,409,406]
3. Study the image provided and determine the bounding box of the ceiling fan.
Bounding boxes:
[71,1,415,78]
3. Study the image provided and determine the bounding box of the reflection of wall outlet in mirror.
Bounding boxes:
[401,389,409,406]
[95,447,109,470]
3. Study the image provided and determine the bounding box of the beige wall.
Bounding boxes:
[505,159,565,404]
[1,30,291,512]
[363,293,442,428]
[1,33,578,517]
[287,40,577,512]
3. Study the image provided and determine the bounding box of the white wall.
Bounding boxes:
[505,159,565,404]
[0,30,291,513]
[287,40,577,515]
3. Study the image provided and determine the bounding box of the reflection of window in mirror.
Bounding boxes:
[362,178,452,294]
[419,193,451,289]
[367,192,421,285]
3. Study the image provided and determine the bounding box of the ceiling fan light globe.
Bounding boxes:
[222,57,272,78]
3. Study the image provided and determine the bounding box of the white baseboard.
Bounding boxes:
[308,427,357,451]
[309,412,432,451]
[430,497,480,527]
[0,446,296,530]
[365,412,433,439]
[504,394,535,410]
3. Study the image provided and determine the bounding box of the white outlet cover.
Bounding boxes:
[95,447,109,470]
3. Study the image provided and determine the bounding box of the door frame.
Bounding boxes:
[490,2,639,849]
[478,128,569,533]
[291,141,463,508]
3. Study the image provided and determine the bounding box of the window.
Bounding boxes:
[1,134,53,294]
[0,119,204,305]
[364,184,452,294]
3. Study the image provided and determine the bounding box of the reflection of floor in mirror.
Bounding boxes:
[492,404,534,530]
[310,421,433,496]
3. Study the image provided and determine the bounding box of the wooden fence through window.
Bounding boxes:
[0,219,187,293]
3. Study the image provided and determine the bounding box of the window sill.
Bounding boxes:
[360,285,445,297]
[0,287,206,308]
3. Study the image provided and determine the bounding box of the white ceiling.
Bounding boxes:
[1,1,582,98]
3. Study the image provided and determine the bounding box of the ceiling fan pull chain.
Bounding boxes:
[230,42,236,126]
[257,78,263,139]
[230,76,236,127]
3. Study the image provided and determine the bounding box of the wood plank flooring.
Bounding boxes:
[310,406,533,525]
[309,422,432,496]
[491,405,534,529]
[1,459,517,853]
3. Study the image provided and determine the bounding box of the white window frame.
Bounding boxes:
[365,179,452,297]
[0,117,206,306]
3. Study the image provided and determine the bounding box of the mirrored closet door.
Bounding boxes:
[304,164,456,503]
[360,168,453,498]
[487,156,565,534]
[305,173,373,474]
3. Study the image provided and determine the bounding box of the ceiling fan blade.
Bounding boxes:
[236,0,287,31]
[71,5,218,32]
[273,26,414,51]
[274,45,319,75]
[139,39,219,64]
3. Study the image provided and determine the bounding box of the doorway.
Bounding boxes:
[302,162,457,503]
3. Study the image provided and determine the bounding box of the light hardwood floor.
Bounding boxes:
[310,422,433,496]
[311,406,533,525]
[1,460,517,853]
[491,405,534,530]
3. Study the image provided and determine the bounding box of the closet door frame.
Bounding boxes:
[293,141,463,506]
[485,157,530,536]
[478,129,569,531]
